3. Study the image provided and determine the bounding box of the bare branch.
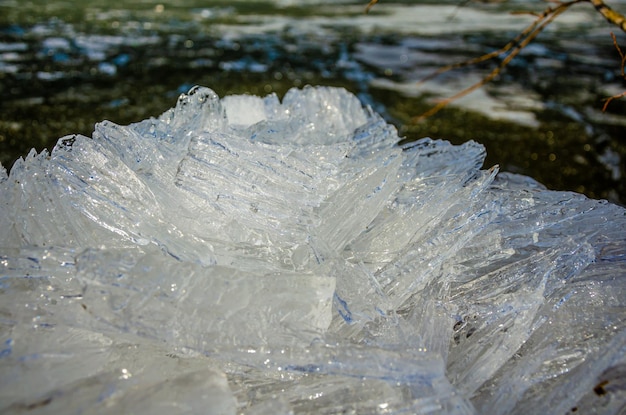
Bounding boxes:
[364,0,626,119]
[365,0,379,14]
[416,1,584,86]
[589,0,626,33]
[602,32,626,111]
[411,1,579,122]
[611,31,626,77]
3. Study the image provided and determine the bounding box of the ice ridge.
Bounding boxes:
[0,85,625,414]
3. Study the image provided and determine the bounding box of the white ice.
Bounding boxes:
[0,85,625,414]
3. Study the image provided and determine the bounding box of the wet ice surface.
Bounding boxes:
[1,86,625,414]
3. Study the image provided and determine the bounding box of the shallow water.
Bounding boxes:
[0,0,625,203]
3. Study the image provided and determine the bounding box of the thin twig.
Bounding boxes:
[602,32,626,111]
[411,1,578,122]
[415,1,584,86]
[364,0,626,118]
[365,0,379,14]
[611,31,626,77]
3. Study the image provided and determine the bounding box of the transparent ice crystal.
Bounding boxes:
[1,85,625,414]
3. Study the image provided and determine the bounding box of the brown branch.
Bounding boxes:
[589,0,626,33]
[364,0,626,118]
[415,1,585,86]
[365,0,379,14]
[602,32,626,111]
[603,91,626,111]
[611,31,626,77]
[411,1,579,122]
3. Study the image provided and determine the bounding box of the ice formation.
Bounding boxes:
[1,85,625,414]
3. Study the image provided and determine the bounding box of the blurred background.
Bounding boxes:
[1,0,625,204]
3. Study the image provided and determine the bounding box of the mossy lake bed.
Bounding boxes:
[1,0,625,204]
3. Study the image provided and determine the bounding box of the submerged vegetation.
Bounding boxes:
[0,0,624,203]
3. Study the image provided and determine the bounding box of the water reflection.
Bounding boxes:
[0,0,624,204]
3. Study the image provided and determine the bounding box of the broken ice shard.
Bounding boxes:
[1,85,625,414]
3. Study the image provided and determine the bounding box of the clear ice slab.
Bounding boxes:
[1,85,625,414]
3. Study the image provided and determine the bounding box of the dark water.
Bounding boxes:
[1,0,625,204]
